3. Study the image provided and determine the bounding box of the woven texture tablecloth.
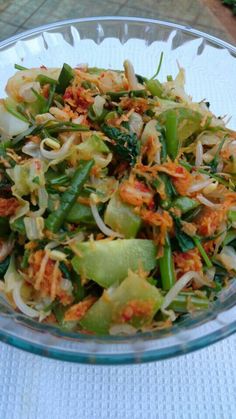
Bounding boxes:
[0,335,235,419]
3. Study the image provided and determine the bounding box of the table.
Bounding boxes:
[0,334,235,419]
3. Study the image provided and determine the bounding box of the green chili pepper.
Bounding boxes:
[56,63,74,94]
[159,234,176,291]
[45,159,94,233]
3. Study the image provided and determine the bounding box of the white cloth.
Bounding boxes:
[0,335,235,419]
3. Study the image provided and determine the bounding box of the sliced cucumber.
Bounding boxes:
[72,239,157,288]
[104,192,141,238]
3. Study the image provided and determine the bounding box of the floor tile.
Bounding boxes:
[0,0,45,27]
[23,0,122,29]
[126,0,208,24]
[0,19,18,41]
[117,6,157,19]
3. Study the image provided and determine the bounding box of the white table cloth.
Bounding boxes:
[0,334,235,419]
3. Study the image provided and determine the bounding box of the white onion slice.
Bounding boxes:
[187,179,213,193]
[196,194,222,209]
[217,246,236,271]
[0,238,14,262]
[90,202,124,238]
[129,112,143,137]
[195,141,203,166]
[22,141,41,158]
[161,271,204,310]
[93,95,106,117]
[205,267,216,281]
[13,282,39,318]
[40,134,74,160]
[19,81,41,103]
[124,60,139,90]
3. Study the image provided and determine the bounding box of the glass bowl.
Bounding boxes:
[0,17,236,364]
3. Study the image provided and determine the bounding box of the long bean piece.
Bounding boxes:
[165,110,179,160]
[45,160,94,233]
[159,234,176,291]
[193,237,213,268]
[169,292,209,313]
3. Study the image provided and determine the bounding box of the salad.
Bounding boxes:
[0,58,235,335]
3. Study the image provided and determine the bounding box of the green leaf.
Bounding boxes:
[101,124,140,166]
[173,216,195,252]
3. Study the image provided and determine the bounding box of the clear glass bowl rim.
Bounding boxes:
[0,16,235,364]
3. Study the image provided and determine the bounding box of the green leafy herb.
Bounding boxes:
[173,216,195,252]
[101,124,140,166]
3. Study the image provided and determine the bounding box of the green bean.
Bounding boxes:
[159,234,176,291]
[47,173,70,186]
[129,89,147,98]
[14,64,28,71]
[172,196,199,214]
[193,237,213,268]
[45,160,94,233]
[36,74,58,86]
[56,63,74,94]
[168,292,209,313]
[107,89,147,100]
[165,110,179,160]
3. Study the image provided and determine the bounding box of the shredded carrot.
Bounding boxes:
[0,197,19,216]
[64,296,97,321]
[138,209,173,245]
[116,299,154,323]
[27,250,72,304]
[174,248,203,277]
[119,180,154,207]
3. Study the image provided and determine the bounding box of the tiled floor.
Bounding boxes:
[0,0,234,43]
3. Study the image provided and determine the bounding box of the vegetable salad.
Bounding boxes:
[0,58,235,335]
